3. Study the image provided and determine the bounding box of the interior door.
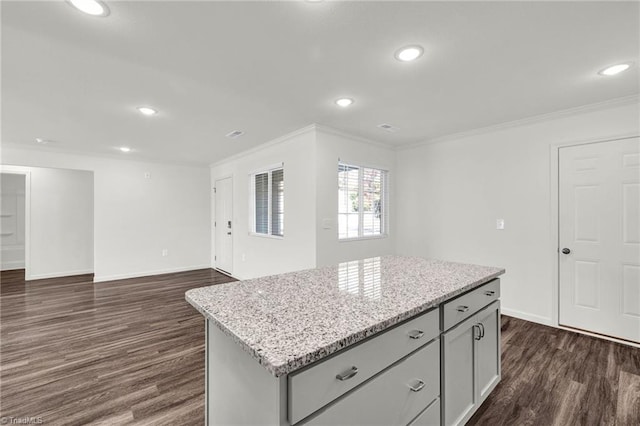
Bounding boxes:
[559,137,640,343]
[214,177,233,275]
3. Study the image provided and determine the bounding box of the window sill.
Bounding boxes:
[338,234,388,242]
[249,232,284,240]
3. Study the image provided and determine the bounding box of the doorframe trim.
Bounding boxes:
[213,174,234,274]
[549,132,639,328]
[0,167,32,280]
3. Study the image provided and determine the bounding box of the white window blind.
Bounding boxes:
[338,162,387,239]
[251,166,284,237]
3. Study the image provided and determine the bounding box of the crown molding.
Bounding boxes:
[209,124,316,168]
[398,94,640,151]
[0,141,209,168]
[314,123,394,150]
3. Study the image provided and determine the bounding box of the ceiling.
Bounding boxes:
[2,1,638,165]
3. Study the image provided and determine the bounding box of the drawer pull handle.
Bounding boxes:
[408,330,424,340]
[484,290,495,296]
[457,305,469,312]
[409,380,425,392]
[336,366,358,381]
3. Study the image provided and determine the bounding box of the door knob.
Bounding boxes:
[562,248,571,254]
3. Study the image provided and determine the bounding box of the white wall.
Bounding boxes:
[1,173,26,270]
[1,147,211,282]
[211,127,317,279]
[395,101,640,325]
[315,127,396,267]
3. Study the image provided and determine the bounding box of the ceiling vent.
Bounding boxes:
[225,130,244,139]
[377,123,399,132]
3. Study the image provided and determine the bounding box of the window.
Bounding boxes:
[251,166,284,237]
[338,162,387,239]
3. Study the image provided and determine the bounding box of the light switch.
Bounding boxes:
[496,219,505,230]
[322,218,332,230]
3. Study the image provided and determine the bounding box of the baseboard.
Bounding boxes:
[214,268,242,280]
[27,269,94,280]
[557,325,640,348]
[501,307,553,326]
[93,264,212,283]
[1,261,25,271]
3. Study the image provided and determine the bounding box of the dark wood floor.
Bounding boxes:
[1,269,639,425]
[0,269,235,425]
[468,316,640,426]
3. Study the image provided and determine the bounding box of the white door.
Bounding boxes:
[214,177,233,275]
[559,137,640,343]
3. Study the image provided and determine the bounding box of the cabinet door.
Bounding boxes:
[475,301,501,403]
[442,315,478,426]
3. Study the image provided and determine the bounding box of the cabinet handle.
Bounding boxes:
[408,330,424,340]
[479,323,485,339]
[336,366,358,381]
[457,305,469,312]
[473,324,481,340]
[484,290,495,296]
[409,379,425,392]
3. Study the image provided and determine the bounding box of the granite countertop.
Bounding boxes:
[185,255,505,377]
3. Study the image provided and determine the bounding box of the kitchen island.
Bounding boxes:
[186,256,505,426]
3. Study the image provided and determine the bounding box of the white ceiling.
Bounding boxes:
[2,1,638,165]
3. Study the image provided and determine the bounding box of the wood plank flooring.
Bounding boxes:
[468,315,640,426]
[1,269,639,425]
[0,269,235,426]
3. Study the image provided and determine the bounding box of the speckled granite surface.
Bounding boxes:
[185,256,504,377]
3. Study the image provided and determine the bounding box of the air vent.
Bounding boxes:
[377,123,399,132]
[225,130,245,139]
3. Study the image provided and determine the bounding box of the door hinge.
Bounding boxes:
[214,221,216,227]
[213,187,216,193]
[214,255,217,261]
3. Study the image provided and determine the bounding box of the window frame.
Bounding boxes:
[338,161,389,241]
[249,163,284,239]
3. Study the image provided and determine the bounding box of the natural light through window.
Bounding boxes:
[338,162,387,239]
[251,166,284,237]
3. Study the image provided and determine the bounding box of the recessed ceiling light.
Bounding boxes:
[395,45,424,62]
[335,98,354,108]
[35,138,50,144]
[119,147,131,153]
[137,106,158,116]
[599,63,631,76]
[67,0,110,17]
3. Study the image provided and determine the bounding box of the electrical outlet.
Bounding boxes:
[496,219,505,230]
[162,249,168,256]
[144,172,151,179]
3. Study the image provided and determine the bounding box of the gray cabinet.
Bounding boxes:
[442,300,501,426]
[306,339,440,426]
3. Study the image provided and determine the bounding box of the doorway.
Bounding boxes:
[1,173,27,271]
[558,137,640,343]
[214,177,233,275]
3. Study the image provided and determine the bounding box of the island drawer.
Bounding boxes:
[288,308,439,424]
[304,339,440,426]
[442,279,500,331]
[408,398,440,426]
